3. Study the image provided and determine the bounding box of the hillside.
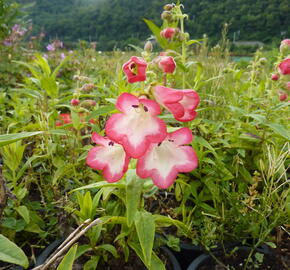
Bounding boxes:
[17,0,290,50]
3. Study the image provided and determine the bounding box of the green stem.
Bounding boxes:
[180,17,186,89]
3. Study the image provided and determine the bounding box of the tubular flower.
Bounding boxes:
[105,93,167,158]
[278,58,290,75]
[153,86,200,122]
[158,56,176,73]
[160,27,176,39]
[122,56,147,83]
[136,127,198,189]
[86,133,130,182]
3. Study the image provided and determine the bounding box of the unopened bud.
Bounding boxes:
[161,11,172,21]
[144,41,153,52]
[81,99,97,108]
[280,39,290,55]
[271,74,279,81]
[164,4,175,11]
[279,91,288,101]
[80,83,96,92]
[70,98,80,106]
[259,57,267,65]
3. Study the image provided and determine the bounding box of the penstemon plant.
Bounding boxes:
[77,2,202,269]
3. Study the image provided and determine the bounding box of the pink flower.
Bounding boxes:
[271,74,279,81]
[105,93,167,158]
[136,128,198,189]
[278,58,290,75]
[153,86,200,122]
[122,56,147,83]
[160,27,176,39]
[158,56,176,73]
[59,113,72,124]
[86,133,130,182]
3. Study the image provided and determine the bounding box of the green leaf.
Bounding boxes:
[267,123,290,140]
[16,206,30,224]
[0,234,29,268]
[126,169,144,227]
[0,131,43,147]
[144,19,167,49]
[135,211,155,268]
[56,244,78,270]
[96,244,118,258]
[129,241,165,270]
[70,181,125,193]
[86,104,116,120]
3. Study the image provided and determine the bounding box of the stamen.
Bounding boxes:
[108,141,114,146]
[168,139,174,142]
[157,142,162,146]
[143,106,148,112]
[132,105,139,108]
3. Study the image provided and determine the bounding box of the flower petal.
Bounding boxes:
[153,86,200,122]
[137,129,198,189]
[86,134,130,182]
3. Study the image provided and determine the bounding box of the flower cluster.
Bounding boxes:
[2,24,27,46]
[86,52,200,189]
[46,39,64,52]
[271,39,290,101]
[87,93,198,189]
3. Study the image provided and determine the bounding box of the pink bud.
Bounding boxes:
[71,99,80,106]
[280,39,290,54]
[278,58,290,75]
[279,91,288,101]
[271,74,279,81]
[158,56,176,73]
[160,28,176,39]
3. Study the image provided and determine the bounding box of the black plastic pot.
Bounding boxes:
[9,238,64,270]
[186,245,271,270]
[161,246,182,270]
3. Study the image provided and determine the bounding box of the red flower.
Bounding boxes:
[158,56,176,73]
[136,128,198,189]
[122,56,147,83]
[160,28,176,39]
[86,133,130,182]
[153,86,200,122]
[105,93,167,158]
[278,58,290,75]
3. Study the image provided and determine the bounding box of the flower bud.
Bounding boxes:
[160,27,176,39]
[164,4,175,11]
[81,83,96,92]
[70,98,80,106]
[259,57,267,65]
[161,11,172,21]
[279,39,290,54]
[158,56,176,73]
[278,58,290,75]
[144,41,153,52]
[279,91,288,101]
[81,99,97,108]
[271,74,279,81]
